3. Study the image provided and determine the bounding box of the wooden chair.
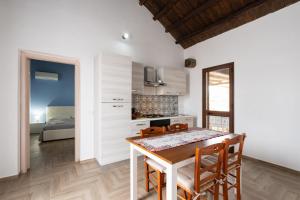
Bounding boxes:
[140,126,166,137]
[167,123,188,132]
[202,134,246,200]
[177,143,225,200]
[140,127,166,200]
[222,134,246,200]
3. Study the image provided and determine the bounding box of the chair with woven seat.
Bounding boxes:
[177,143,225,200]
[140,127,166,200]
[202,134,246,200]
[222,134,246,200]
[167,123,188,132]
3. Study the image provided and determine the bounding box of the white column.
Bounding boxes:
[166,164,177,200]
[130,144,138,200]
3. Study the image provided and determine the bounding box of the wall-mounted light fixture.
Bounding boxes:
[122,32,130,40]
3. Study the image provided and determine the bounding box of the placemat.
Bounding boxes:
[134,129,229,152]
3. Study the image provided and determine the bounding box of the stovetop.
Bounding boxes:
[141,114,165,118]
[133,114,179,119]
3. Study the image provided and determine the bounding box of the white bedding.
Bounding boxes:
[42,128,74,141]
[40,106,75,142]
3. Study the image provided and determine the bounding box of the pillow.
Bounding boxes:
[48,118,65,124]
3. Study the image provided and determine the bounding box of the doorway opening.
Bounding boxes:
[202,62,234,132]
[20,51,80,173]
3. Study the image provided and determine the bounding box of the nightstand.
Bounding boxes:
[30,123,45,134]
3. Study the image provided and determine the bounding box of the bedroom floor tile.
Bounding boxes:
[30,134,75,172]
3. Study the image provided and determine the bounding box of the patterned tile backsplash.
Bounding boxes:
[132,94,178,116]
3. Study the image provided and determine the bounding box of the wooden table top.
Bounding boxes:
[126,128,239,164]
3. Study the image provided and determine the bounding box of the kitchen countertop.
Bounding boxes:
[131,115,194,122]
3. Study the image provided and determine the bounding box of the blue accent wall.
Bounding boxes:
[30,60,75,123]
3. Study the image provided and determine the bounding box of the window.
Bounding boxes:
[202,63,234,132]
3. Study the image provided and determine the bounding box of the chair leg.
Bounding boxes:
[184,190,187,199]
[144,162,149,192]
[213,183,220,200]
[222,176,229,200]
[187,192,192,200]
[157,170,163,200]
[236,168,241,200]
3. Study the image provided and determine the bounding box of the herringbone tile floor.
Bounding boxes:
[0,135,299,200]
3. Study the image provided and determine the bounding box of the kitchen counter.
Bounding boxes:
[131,115,194,122]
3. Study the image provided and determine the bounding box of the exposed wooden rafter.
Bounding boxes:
[139,0,149,6]
[176,0,266,44]
[165,0,219,33]
[140,0,300,48]
[153,0,180,21]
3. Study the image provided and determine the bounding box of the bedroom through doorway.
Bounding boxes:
[30,60,75,171]
[20,51,80,173]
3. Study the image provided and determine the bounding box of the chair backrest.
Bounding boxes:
[140,126,166,137]
[223,133,246,173]
[167,123,188,132]
[194,143,225,193]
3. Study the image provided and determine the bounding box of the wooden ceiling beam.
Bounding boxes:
[139,0,149,6]
[139,0,300,48]
[153,0,180,20]
[176,0,267,45]
[165,0,219,33]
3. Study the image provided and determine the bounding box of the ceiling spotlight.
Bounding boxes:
[122,32,130,40]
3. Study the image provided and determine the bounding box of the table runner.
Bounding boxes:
[134,129,229,152]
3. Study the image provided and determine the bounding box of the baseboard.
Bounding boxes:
[97,153,130,166]
[243,155,300,175]
[79,158,96,164]
[0,173,20,181]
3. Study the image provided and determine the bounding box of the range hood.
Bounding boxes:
[144,66,166,87]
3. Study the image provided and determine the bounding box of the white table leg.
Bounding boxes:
[130,144,137,200]
[166,164,177,200]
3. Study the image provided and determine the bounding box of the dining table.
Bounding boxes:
[126,127,239,200]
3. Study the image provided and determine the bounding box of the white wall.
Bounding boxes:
[0,0,183,178]
[183,2,300,171]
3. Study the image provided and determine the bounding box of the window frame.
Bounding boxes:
[202,62,234,132]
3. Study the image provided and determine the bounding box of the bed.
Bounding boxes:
[40,106,75,142]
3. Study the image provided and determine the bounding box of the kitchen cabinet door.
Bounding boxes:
[181,117,194,128]
[100,103,131,165]
[98,53,132,102]
[132,62,144,95]
[157,68,187,96]
[130,120,150,136]
[171,117,194,128]
[170,117,182,125]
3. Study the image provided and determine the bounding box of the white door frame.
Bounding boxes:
[20,50,81,173]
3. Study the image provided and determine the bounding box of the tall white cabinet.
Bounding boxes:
[94,52,132,165]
